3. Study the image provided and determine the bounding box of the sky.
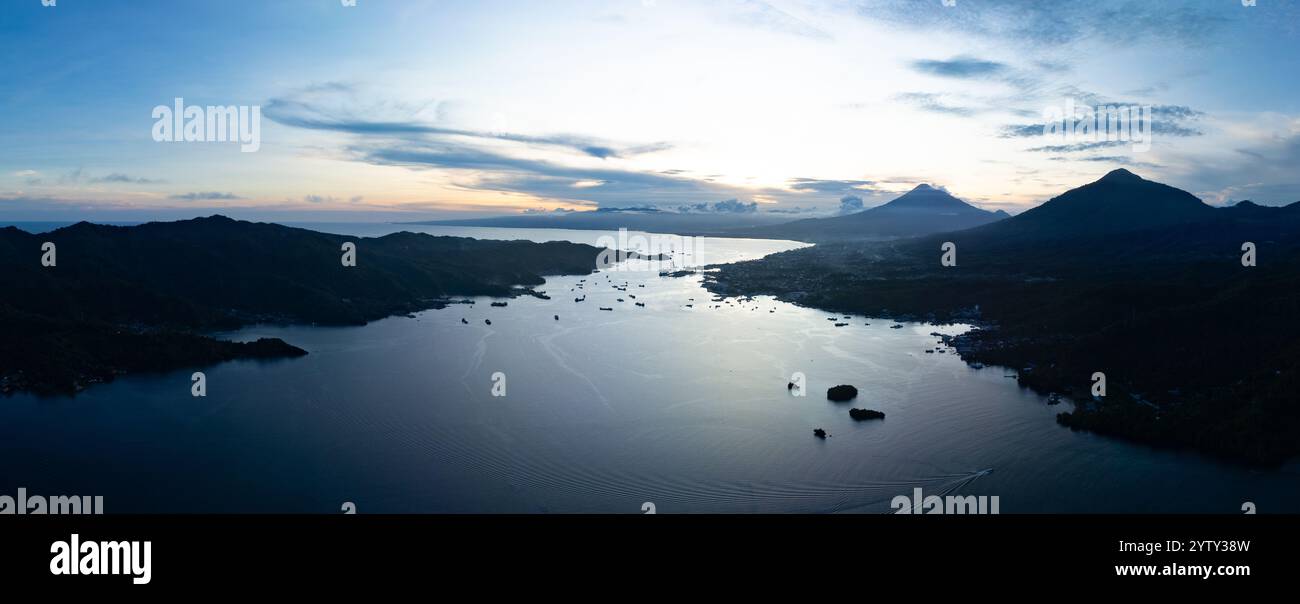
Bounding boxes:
[2,0,1299,221]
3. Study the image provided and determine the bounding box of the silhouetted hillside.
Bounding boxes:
[708,170,1300,465]
[0,216,606,394]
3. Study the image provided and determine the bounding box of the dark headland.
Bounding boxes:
[0,216,606,395]
[708,169,1300,465]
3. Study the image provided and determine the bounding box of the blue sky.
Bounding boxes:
[2,0,1299,221]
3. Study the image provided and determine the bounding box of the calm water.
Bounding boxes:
[2,224,1296,513]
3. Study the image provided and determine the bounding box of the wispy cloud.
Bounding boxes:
[894,92,979,117]
[1002,101,1206,152]
[265,85,673,160]
[1048,155,1161,170]
[352,138,760,207]
[677,198,758,214]
[911,56,1007,79]
[1025,141,1131,153]
[17,169,165,186]
[91,173,164,184]
[300,194,363,204]
[787,177,879,194]
[856,0,1238,47]
[168,192,244,201]
[725,0,831,40]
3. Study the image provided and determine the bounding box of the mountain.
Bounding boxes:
[708,170,1300,465]
[896,169,1300,271]
[741,184,1006,242]
[956,169,1216,244]
[0,216,607,394]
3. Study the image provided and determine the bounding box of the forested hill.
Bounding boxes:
[707,171,1300,465]
[0,216,606,394]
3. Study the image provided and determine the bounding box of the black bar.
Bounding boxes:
[1,514,1286,590]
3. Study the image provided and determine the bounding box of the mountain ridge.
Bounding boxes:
[706,169,1300,465]
[739,183,1006,242]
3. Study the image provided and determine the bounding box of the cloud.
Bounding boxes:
[18,169,164,186]
[260,83,912,213]
[91,173,164,184]
[1002,99,1206,156]
[1203,182,1300,207]
[353,139,759,207]
[726,0,831,40]
[1182,131,1300,206]
[765,205,819,215]
[1025,141,1131,153]
[677,198,758,214]
[297,194,362,204]
[264,86,672,160]
[1000,124,1048,138]
[787,177,879,194]
[1003,103,1205,139]
[837,194,864,215]
[1047,155,1161,170]
[856,0,1236,47]
[14,170,45,185]
[168,191,244,201]
[911,56,1007,79]
[894,92,978,117]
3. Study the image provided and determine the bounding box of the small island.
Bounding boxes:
[826,384,858,402]
[849,408,886,421]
